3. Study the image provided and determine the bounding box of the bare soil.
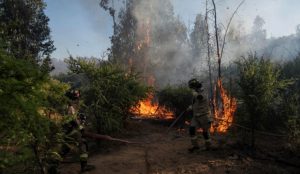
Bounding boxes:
[61,119,300,174]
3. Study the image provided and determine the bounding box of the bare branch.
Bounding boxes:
[211,0,221,78]
[220,0,246,58]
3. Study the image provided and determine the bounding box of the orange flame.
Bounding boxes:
[130,17,174,119]
[212,78,237,133]
[130,93,174,120]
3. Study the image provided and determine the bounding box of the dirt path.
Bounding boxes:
[61,120,298,174]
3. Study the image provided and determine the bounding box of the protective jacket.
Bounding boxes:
[191,92,212,129]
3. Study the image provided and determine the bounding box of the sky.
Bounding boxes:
[44,0,300,59]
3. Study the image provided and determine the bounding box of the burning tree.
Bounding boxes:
[101,0,240,128]
[203,0,245,133]
[212,79,237,133]
[106,0,189,119]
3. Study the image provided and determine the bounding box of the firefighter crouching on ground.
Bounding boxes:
[48,89,95,174]
[187,79,213,152]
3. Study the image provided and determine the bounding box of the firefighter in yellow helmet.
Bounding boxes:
[187,79,213,152]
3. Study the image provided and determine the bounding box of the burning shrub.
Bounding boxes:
[130,92,174,119]
[65,57,150,134]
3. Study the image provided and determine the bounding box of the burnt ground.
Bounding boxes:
[61,119,300,174]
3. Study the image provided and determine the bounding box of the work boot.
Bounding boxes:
[188,146,200,153]
[80,161,95,173]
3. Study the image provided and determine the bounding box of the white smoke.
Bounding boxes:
[131,0,196,87]
[81,0,300,87]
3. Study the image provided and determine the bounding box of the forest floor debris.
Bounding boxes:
[61,119,300,174]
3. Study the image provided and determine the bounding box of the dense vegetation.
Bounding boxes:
[0,1,149,173]
[0,0,60,173]
[1,0,300,173]
[63,57,150,134]
[235,53,295,147]
[0,46,68,173]
[157,52,300,151]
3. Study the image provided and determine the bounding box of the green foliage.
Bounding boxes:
[157,85,192,116]
[281,54,300,149]
[0,49,43,171]
[0,0,55,65]
[236,53,292,126]
[282,53,300,90]
[284,93,300,149]
[65,57,149,134]
[109,0,137,65]
[0,1,62,171]
[0,49,68,173]
[40,78,70,119]
[236,53,293,146]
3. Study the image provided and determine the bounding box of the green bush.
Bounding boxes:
[236,53,293,147]
[284,93,300,149]
[157,85,193,117]
[0,49,68,173]
[281,55,300,150]
[65,57,150,134]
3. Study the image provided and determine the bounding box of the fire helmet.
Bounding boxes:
[65,89,80,101]
[188,78,202,90]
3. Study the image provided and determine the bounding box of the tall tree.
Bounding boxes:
[190,14,207,63]
[250,15,267,47]
[0,0,55,66]
[109,0,137,66]
[106,0,189,87]
[147,0,189,86]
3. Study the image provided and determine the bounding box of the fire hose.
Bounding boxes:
[83,109,188,145]
[83,131,144,144]
[166,110,187,133]
[84,108,188,145]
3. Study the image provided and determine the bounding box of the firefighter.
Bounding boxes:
[187,79,213,152]
[48,89,94,174]
[66,89,95,173]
